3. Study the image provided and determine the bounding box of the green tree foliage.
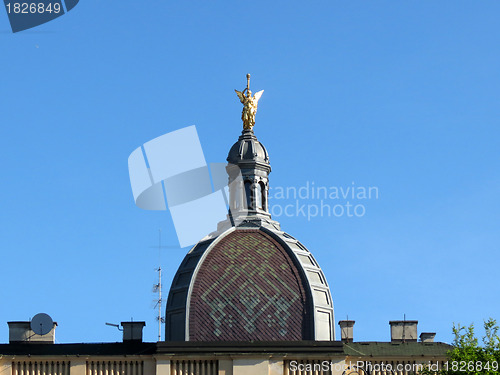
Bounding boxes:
[422,318,500,375]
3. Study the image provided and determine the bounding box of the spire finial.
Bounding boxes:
[235,74,264,130]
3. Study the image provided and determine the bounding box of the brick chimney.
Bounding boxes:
[121,321,146,342]
[338,320,355,343]
[389,320,418,342]
[420,332,436,343]
[8,321,57,344]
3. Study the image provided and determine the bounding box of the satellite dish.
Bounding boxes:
[30,313,53,336]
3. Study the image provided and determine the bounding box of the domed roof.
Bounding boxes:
[189,230,310,341]
[227,129,269,165]
[165,226,335,342]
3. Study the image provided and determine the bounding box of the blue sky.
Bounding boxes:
[1,0,499,344]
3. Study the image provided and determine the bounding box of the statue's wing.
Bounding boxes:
[235,90,245,102]
[253,90,264,103]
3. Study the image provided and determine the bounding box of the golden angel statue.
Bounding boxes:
[235,74,264,130]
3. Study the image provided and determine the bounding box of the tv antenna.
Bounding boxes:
[402,313,406,343]
[151,229,170,341]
